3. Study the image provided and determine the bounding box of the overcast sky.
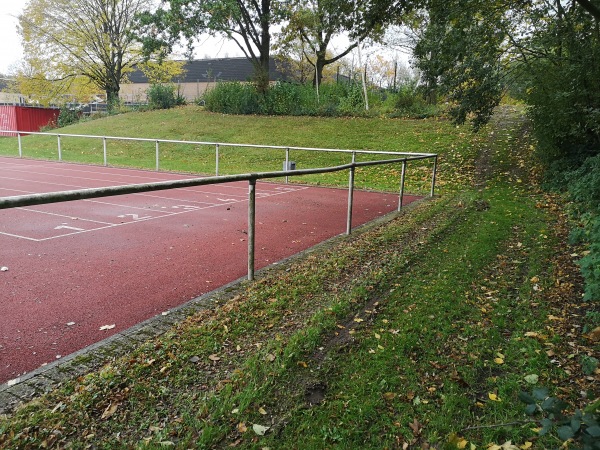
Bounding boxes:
[0,0,28,74]
[0,0,249,76]
[0,1,405,76]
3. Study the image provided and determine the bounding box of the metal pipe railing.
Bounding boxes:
[0,155,436,280]
[2,130,436,176]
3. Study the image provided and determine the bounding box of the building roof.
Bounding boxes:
[127,57,287,84]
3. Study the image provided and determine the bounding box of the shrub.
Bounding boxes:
[203,82,260,115]
[147,83,186,110]
[201,80,442,119]
[567,154,600,302]
[56,106,81,128]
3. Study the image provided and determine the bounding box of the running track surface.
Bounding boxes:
[0,156,419,383]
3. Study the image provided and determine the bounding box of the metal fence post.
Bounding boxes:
[57,134,62,161]
[430,155,438,197]
[155,140,160,171]
[103,137,107,166]
[346,152,356,235]
[216,144,220,176]
[18,133,22,158]
[398,160,407,211]
[285,148,290,184]
[248,178,256,280]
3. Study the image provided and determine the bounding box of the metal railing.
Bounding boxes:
[1,130,436,177]
[0,132,438,280]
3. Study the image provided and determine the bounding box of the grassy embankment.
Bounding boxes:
[0,106,596,449]
[0,106,472,194]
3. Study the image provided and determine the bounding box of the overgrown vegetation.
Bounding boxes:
[147,83,186,110]
[202,81,439,119]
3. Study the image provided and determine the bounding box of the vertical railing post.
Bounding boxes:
[18,133,22,158]
[346,152,356,235]
[285,147,290,184]
[57,134,62,161]
[155,140,160,171]
[248,178,256,281]
[398,160,407,211]
[103,137,107,166]
[215,144,220,176]
[430,155,438,197]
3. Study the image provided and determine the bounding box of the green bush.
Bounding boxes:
[147,83,186,110]
[202,82,260,114]
[567,154,600,302]
[56,106,81,128]
[201,81,441,119]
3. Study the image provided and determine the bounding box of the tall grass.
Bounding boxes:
[202,81,440,119]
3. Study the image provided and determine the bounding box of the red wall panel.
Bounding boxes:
[0,106,59,137]
[0,106,18,137]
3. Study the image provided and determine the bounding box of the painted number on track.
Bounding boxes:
[118,214,151,220]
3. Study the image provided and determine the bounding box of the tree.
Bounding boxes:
[135,0,284,93]
[279,0,411,86]
[18,0,146,108]
[412,0,600,135]
[412,0,513,129]
[136,59,186,84]
[12,58,98,106]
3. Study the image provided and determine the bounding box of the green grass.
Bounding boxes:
[1,106,595,449]
[0,106,476,194]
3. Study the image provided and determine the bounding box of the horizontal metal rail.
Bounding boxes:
[0,158,410,209]
[0,155,437,280]
[0,129,436,158]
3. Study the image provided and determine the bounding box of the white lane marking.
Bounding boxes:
[19,208,116,225]
[0,181,311,241]
[54,224,85,231]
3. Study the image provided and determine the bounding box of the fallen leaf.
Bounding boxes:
[354,318,364,323]
[383,392,396,401]
[408,418,422,435]
[258,407,267,415]
[587,327,600,342]
[208,354,221,361]
[101,402,119,420]
[520,442,532,449]
[265,354,276,362]
[252,424,269,436]
[488,393,501,402]
[99,324,115,331]
[237,422,247,433]
[524,374,538,384]
[297,361,307,368]
[494,357,504,364]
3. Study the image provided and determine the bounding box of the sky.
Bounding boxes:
[0,0,28,74]
[0,0,247,76]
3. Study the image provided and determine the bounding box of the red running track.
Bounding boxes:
[0,157,419,383]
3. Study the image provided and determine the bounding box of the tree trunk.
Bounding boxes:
[254,0,271,94]
[105,81,120,111]
[313,55,326,87]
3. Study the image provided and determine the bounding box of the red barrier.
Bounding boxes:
[0,105,59,137]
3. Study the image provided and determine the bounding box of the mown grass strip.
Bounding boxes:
[0,107,476,194]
